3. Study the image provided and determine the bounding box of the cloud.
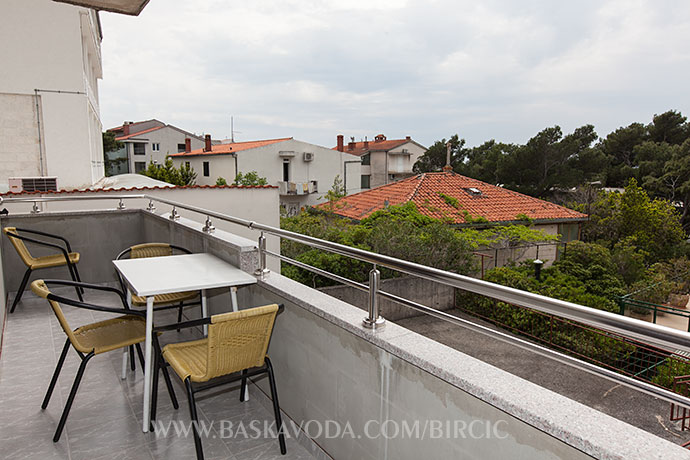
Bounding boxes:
[99,0,690,148]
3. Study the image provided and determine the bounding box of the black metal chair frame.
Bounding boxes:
[40,279,179,442]
[116,244,202,330]
[151,307,287,460]
[5,228,84,313]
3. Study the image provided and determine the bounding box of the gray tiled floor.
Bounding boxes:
[0,286,321,460]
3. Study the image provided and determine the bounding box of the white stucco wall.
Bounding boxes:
[0,0,104,190]
[124,127,205,174]
[171,139,361,211]
[1,186,281,271]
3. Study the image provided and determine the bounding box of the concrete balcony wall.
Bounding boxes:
[246,274,689,460]
[0,209,261,315]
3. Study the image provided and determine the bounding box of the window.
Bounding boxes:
[133,143,145,155]
[558,223,580,242]
[361,153,370,165]
[134,161,146,173]
[203,161,210,177]
[282,159,290,181]
[361,175,370,189]
[152,143,160,152]
[177,143,186,153]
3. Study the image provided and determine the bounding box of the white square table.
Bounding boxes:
[113,252,258,432]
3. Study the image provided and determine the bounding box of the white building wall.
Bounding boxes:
[0,0,104,190]
[126,128,204,174]
[172,139,361,212]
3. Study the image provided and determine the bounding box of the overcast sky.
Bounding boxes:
[99,0,690,149]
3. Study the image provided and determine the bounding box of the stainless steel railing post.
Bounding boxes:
[363,265,385,329]
[254,232,270,279]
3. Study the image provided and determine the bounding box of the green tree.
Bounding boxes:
[647,110,689,145]
[102,131,125,176]
[234,171,268,186]
[179,161,197,186]
[140,156,196,186]
[599,122,648,187]
[499,125,601,197]
[102,131,122,153]
[581,179,685,263]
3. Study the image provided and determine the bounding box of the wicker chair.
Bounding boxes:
[116,243,201,324]
[3,227,83,313]
[152,304,286,459]
[30,279,179,442]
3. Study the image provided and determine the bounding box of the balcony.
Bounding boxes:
[1,195,690,459]
[278,181,318,196]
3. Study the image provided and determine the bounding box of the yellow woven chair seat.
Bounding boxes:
[163,338,209,382]
[31,252,80,269]
[131,290,198,306]
[72,315,146,355]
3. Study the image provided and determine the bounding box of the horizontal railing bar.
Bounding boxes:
[4,193,690,355]
[266,249,690,408]
[264,250,369,292]
[374,290,690,409]
[0,194,147,203]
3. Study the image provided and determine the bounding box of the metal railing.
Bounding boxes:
[4,193,690,408]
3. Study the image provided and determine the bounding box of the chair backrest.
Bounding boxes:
[30,279,88,353]
[3,227,36,267]
[204,304,279,381]
[130,243,173,259]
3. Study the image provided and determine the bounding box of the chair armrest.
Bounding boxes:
[14,227,74,252]
[7,231,74,264]
[43,279,130,310]
[46,293,145,317]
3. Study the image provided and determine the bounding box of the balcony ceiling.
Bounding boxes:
[53,0,150,15]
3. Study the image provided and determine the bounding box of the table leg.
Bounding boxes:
[229,286,248,400]
[201,289,208,336]
[230,286,238,312]
[142,295,154,433]
[121,290,133,380]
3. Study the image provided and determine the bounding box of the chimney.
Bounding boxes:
[364,136,369,149]
[204,134,212,152]
[442,141,453,172]
[406,136,411,141]
[122,122,130,136]
[185,138,191,153]
[337,134,344,152]
[348,141,356,151]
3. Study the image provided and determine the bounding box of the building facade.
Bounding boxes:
[171,137,362,215]
[106,120,205,176]
[334,134,427,189]
[0,0,104,192]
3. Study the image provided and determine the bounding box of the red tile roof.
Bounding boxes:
[115,125,165,141]
[320,172,587,224]
[170,138,292,157]
[333,138,410,156]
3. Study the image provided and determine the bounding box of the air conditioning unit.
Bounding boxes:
[8,176,58,193]
[303,152,314,162]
